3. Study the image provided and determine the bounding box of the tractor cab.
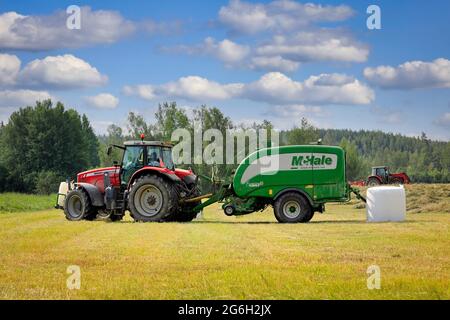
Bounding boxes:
[371,166,390,184]
[367,166,410,186]
[114,141,175,186]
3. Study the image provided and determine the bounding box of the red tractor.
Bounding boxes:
[366,166,411,187]
[56,138,202,222]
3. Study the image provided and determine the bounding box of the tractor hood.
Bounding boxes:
[77,167,120,189]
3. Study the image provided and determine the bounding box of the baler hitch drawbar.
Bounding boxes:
[349,186,367,203]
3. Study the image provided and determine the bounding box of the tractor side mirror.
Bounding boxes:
[107,146,112,156]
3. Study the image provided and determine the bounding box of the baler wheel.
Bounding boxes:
[273,192,312,223]
[224,205,235,216]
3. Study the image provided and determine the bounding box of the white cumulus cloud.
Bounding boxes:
[219,0,354,34]
[123,72,374,105]
[0,89,53,108]
[434,112,450,127]
[243,72,374,105]
[18,54,108,89]
[167,3,366,72]
[162,37,250,66]
[249,56,300,72]
[256,30,369,64]
[0,53,21,86]
[123,85,156,100]
[203,37,250,64]
[0,7,135,50]
[85,93,119,109]
[125,76,243,101]
[0,7,182,51]
[165,29,367,72]
[364,58,450,89]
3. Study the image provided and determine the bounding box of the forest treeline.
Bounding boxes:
[0,100,448,193]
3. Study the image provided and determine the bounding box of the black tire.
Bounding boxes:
[164,203,200,222]
[129,175,178,222]
[172,209,199,222]
[167,191,201,222]
[64,189,91,221]
[273,192,313,223]
[390,178,403,185]
[367,178,381,187]
[224,205,235,216]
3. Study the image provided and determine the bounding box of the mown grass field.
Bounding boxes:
[0,184,449,300]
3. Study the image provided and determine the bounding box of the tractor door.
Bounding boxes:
[376,167,388,183]
[120,146,145,186]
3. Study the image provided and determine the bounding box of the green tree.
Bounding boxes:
[99,124,125,167]
[1,100,98,192]
[340,138,367,181]
[81,114,100,168]
[127,112,156,140]
[287,118,319,145]
[155,102,191,140]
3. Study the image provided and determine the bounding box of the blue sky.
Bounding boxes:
[0,0,449,140]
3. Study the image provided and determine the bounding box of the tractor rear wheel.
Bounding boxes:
[172,210,199,222]
[390,178,403,185]
[64,189,91,221]
[129,175,178,222]
[367,178,381,187]
[273,192,312,223]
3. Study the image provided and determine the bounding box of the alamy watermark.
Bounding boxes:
[367,265,381,290]
[66,5,81,30]
[66,265,81,290]
[367,5,381,30]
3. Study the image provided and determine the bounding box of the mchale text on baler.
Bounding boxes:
[56,136,366,223]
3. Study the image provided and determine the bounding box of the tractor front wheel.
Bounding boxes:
[129,175,178,222]
[64,189,92,221]
[367,178,381,187]
[273,192,313,223]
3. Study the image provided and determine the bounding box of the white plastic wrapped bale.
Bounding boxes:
[366,186,406,222]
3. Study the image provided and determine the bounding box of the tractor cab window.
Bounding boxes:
[147,146,162,167]
[120,146,144,185]
[376,167,387,178]
[162,147,175,170]
[146,146,175,170]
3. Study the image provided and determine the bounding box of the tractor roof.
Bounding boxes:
[124,141,173,147]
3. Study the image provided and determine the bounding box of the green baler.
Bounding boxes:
[190,144,365,223]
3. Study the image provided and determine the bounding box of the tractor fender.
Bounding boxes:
[273,188,315,207]
[76,182,104,207]
[127,167,181,190]
[182,173,197,186]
